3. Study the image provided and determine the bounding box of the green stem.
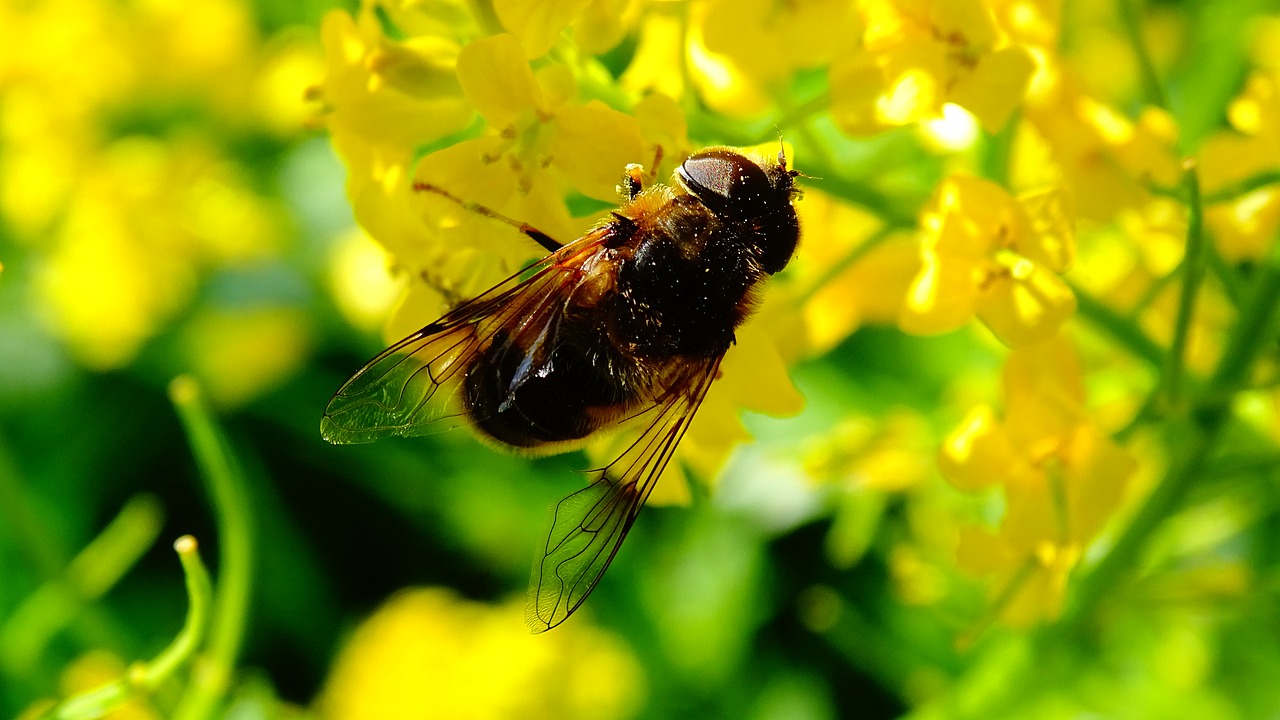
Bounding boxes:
[1205,245,1246,310]
[1069,281,1166,370]
[1162,162,1206,409]
[1061,405,1225,629]
[958,556,1038,650]
[1203,169,1280,205]
[1118,0,1169,110]
[41,537,213,720]
[1062,228,1280,629]
[169,377,254,720]
[0,440,66,580]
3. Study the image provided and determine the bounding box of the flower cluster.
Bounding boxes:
[1,0,321,404]
[313,0,1280,659]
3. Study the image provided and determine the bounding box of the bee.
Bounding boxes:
[321,146,801,632]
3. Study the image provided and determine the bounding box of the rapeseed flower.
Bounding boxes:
[319,588,643,720]
[942,335,1137,625]
[901,174,1076,347]
[829,0,1038,136]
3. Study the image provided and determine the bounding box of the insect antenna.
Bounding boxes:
[412,181,565,254]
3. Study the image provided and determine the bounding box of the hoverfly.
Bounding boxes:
[321,146,801,631]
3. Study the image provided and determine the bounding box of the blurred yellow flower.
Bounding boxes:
[786,189,921,357]
[830,0,1037,136]
[36,137,282,369]
[180,306,312,408]
[900,174,1076,347]
[685,0,862,117]
[803,410,933,493]
[942,335,1137,625]
[1017,73,1180,223]
[493,0,594,59]
[319,588,643,720]
[1,0,304,379]
[1200,71,1280,262]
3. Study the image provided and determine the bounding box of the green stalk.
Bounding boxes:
[1118,0,1169,110]
[1203,169,1280,205]
[168,377,255,720]
[1068,282,1166,370]
[1062,226,1280,629]
[41,537,213,720]
[1162,162,1207,409]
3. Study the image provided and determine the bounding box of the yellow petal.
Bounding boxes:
[320,589,642,720]
[974,258,1076,347]
[899,250,978,336]
[1206,189,1280,263]
[319,10,474,152]
[549,101,645,201]
[938,405,1023,492]
[1017,185,1075,273]
[948,46,1035,133]
[455,34,541,127]
[493,0,594,59]
[1063,424,1138,542]
[181,307,311,408]
[828,51,893,136]
[571,0,637,55]
[954,524,1016,577]
[1001,334,1087,447]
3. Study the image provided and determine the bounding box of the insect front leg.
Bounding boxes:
[412,182,564,253]
[617,146,667,201]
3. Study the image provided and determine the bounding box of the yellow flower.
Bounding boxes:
[942,335,1138,626]
[1016,72,1181,223]
[829,0,1038,136]
[451,33,645,202]
[394,33,646,302]
[803,410,933,493]
[688,0,862,117]
[900,174,1076,347]
[780,188,921,357]
[36,137,282,369]
[314,7,475,263]
[1200,71,1280,262]
[180,306,312,408]
[319,588,643,720]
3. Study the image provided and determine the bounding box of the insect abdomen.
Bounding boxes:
[463,328,633,449]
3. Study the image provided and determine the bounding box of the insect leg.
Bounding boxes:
[412,182,564,253]
[619,164,644,201]
[617,146,668,202]
[644,145,664,188]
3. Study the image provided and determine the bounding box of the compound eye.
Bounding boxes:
[677,149,774,213]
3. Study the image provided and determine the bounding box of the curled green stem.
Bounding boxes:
[40,536,213,720]
[168,377,254,720]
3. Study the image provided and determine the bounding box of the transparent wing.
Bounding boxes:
[526,354,725,632]
[321,230,611,445]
